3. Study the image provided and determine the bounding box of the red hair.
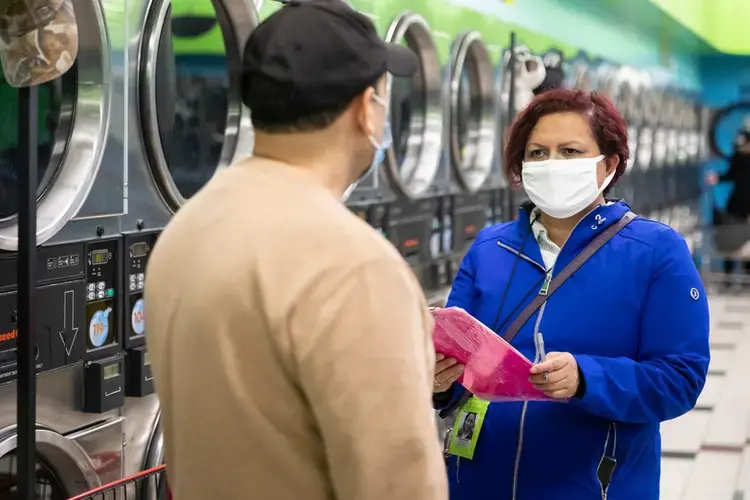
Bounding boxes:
[503,89,629,193]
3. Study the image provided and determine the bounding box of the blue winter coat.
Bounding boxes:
[440,200,710,500]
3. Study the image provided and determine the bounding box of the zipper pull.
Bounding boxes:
[539,272,552,295]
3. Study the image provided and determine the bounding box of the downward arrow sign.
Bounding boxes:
[58,290,79,357]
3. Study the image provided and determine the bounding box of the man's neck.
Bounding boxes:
[251,134,353,197]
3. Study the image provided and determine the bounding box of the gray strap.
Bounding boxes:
[501,211,636,343]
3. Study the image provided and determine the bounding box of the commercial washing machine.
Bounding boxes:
[0,0,130,494]
[608,69,641,205]
[565,51,593,92]
[592,59,618,100]
[375,12,444,291]
[633,84,658,216]
[437,30,499,289]
[647,88,671,223]
[122,0,259,490]
[498,44,545,213]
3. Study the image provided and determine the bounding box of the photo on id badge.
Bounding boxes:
[456,411,477,442]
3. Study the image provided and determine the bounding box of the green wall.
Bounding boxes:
[257,0,703,90]
[650,0,750,55]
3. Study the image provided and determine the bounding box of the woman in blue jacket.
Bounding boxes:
[433,89,710,499]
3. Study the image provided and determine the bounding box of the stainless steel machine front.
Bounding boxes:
[0,0,113,251]
[0,368,124,497]
[384,12,443,200]
[447,31,496,194]
[138,0,257,214]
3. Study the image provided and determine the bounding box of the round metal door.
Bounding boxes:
[0,0,110,251]
[140,412,167,500]
[447,31,496,194]
[0,427,100,498]
[383,13,443,200]
[139,0,258,212]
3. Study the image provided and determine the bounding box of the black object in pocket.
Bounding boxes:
[597,455,617,494]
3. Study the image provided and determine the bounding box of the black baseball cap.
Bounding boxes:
[241,0,418,125]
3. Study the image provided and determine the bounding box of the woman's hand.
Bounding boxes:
[529,352,580,399]
[434,353,464,393]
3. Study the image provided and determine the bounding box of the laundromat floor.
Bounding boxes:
[661,294,750,500]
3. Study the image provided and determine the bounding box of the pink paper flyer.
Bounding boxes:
[432,307,552,402]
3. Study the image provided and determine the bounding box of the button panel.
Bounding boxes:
[85,240,119,357]
[123,232,158,349]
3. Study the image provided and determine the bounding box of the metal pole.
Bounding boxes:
[17,85,38,499]
[506,32,517,217]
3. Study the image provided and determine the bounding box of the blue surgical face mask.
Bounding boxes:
[342,92,390,201]
[366,92,391,173]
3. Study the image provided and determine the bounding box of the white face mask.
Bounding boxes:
[521,155,615,219]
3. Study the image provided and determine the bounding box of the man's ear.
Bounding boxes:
[357,87,376,137]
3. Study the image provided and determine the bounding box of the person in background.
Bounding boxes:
[433,89,710,500]
[145,2,448,499]
[707,128,750,275]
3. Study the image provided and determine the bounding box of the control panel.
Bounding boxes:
[123,232,157,350]
[388,198,436,290]
[367,204,389,238]
[123,231,159,398]
[452,192,490,254]
[0,243,87,383]
[84,239,121,360]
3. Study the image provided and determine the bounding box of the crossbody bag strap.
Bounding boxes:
[501,211,636,343]
[438,211,636,418]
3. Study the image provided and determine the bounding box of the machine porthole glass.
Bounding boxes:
[0,0,109,252]
[0,451,67,499]
[384,13,443,200]
[0,429,100,499]
[0,71,75,221]
[448,31,495,193]
[140,0,259,211]
[390,38,422,168]
[157,3,229,200]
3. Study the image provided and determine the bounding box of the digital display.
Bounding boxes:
[144,351,151,366]
[103,363,120,380]
[91,249,109,265]
[132,242,148,258]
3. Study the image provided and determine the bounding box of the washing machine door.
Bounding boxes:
[383,13,443,200]
[448,31,496,194]
[0,427,100,497]
[139,0,259,212]
[0,0,110,251]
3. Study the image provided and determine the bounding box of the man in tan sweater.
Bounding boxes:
[144,1,448,499]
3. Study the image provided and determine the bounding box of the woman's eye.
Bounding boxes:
[562,148,582,156]
[528,150,545,158]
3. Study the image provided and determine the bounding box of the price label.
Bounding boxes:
[132,299,145,336]
[89,308,112,348]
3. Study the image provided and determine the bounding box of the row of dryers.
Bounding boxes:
[344,19,711,294]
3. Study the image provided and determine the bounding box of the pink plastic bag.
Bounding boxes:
[432,307,552,402]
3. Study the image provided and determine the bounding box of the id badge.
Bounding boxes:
[448,397,490,460]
